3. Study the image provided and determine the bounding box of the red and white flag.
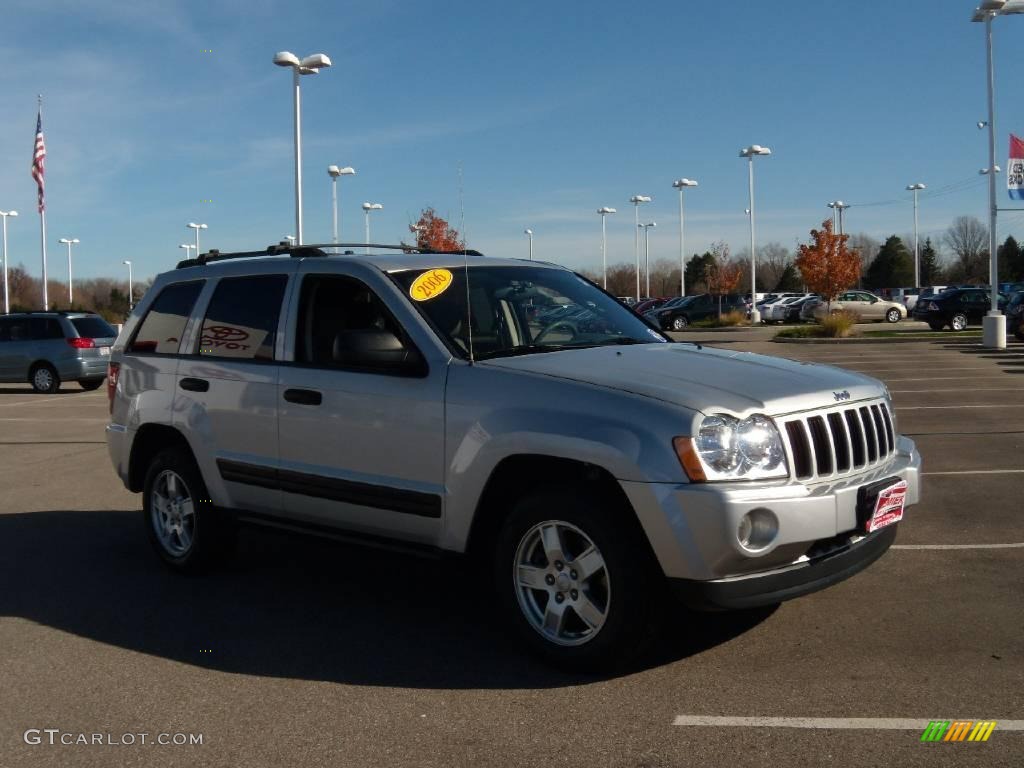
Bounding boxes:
[31,109,46,213]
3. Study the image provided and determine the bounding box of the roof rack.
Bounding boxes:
[175,241,485,269]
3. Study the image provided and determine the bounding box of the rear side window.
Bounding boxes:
[71,316,117,339]
[129,281,205,355]
[198,275,287,361]
[30,318,64,340]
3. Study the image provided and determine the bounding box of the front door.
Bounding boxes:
[277,270,446,546]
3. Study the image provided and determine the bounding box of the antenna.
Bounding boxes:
[459,161,474,364]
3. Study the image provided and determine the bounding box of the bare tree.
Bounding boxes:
[943,216,988,282]
[758,242,792,290]
[847,233,880,278]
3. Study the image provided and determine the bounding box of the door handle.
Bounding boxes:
[283,388,322,406]
[179,377,210,392]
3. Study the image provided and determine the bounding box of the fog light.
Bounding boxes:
[738,508,778,552]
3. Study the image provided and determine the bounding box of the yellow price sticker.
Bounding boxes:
[409,269,454,302]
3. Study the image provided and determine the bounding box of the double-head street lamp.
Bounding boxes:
[826,200,850,235]
[179,244,195,262]
[905,184,926,289]
[58,237,79,305]
[596,207,616,289]
[629,195,651,299]
[187,222,207,257]
[672,179,698,296]
[524,229,534,261]
[639,222,656,298]
[327,165,356,243]
[971,0,1024,349]
[740,145,772,322]
[0,209,18,314]
[285,235,297,246]
[362,203,383,254]
[123,260,133,310]
[274,50,332,245]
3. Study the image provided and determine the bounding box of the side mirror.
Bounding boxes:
[332,329,425,375]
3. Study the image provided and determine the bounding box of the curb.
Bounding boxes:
[773,334,983,344]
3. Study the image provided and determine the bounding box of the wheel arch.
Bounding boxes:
[128,423,194,493]
[464,454,655,569]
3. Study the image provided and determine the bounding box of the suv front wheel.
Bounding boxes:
[495,486,659,670]
[143,447,234,572]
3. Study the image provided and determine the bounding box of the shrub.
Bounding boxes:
[819,310,858,338]
[690,311,749,329]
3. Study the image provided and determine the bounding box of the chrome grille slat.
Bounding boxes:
[782,399,896,483]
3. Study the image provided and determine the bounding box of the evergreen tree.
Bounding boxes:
[773,263,803,291]
[998,235,1024,282]
[919,238,943,286]
[684,252,716,293]
[864,235,914,289]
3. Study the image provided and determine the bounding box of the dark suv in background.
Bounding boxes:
[654,293,744,330]
[912,288,1008,331]
[0,312,117,392]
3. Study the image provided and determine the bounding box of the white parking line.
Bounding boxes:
[0,394,102,408]
[899,404,1024,410]
[884,376,1011,382]
[892,388,1023,393]
[672,716,1024,730]
[923,469,1024,475]
[892,543,1024,550]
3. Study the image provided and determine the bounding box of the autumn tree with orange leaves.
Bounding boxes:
[410,208,464,252]
[703,241,743,317]
[795,219,861,309]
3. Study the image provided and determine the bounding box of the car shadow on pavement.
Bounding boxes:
[0,510,774,689]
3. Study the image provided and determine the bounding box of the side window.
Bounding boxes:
[198,275,287,361]
[296,274,421,374]
[29,318,63,340]
[8,319,30,341]
[0,319,9,342]
[129,281,205,355]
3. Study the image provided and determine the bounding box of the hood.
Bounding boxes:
[481,343,884,417]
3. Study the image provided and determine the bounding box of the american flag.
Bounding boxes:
[31,109,46,213]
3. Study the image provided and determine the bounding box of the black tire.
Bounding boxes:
[494,485,661,670]
[671,315,689,331]
[950,313,968,332]
[29,363,61,393]
[928,322,944,332]
[885,308,901,323]
[142,446,234,573]
[79,378,105,391]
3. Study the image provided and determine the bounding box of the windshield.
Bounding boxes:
[392,265,668,360]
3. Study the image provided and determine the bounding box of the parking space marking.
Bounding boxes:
[884,376,1012,382]
[672,716,1024,730]
[923,469,1024,475]
[892,543,1024,550]
[891,387,1024,393]
[899,404,1024,410]
[0,394,104,408]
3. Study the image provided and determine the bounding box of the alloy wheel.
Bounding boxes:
[513,520,611,647]
[150,470,196,557]
[952,314,968,331]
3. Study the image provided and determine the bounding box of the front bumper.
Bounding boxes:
[620,436,920,604]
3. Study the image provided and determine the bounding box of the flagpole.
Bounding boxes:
[35,95,48,311]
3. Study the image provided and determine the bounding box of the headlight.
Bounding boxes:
[675,414,788,482]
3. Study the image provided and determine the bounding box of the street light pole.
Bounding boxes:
[0,210,17,315]
[905,184,926,288]
[672,179,697,296]
[740,145,772,323]
[524,229,533,260]
[58,237,79,305]
[327,165,356,243]
[274,51,332,246]
[639,222,656,297]
[629,195,651,299]
[123,260,133,310]
[178,243,195,262]
[187,222,207,258]
[597,207,616,289]
[362,202,383,254]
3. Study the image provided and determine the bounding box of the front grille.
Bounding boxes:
[782,400,896,482]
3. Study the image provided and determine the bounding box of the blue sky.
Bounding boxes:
[1,0,1022,281]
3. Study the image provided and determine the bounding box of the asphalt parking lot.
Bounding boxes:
[1,335,1022,768]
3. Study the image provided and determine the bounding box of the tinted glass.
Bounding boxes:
[198,275,287,361]
[297,275,412,369]
[391,265,667,360]
[71,316,117,338]
[6,319,30,341]
[129,281,205,354]
[0,318,10,342]
[29,318,63,340]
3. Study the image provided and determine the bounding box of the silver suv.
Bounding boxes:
[105,243,921,668]
[0,311,117,392]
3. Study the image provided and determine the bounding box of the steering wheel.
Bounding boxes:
[535,320,579,344]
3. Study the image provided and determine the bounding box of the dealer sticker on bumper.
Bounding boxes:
[866,479,907,533]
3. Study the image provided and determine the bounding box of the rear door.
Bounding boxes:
[174,269,292,516]
[0,318,26,380]
[276,266,446,545]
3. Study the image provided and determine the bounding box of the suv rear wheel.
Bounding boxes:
[951,313,968,331]
[143,447,234,572]
[495,486,659,670]
[30,364,60,394]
